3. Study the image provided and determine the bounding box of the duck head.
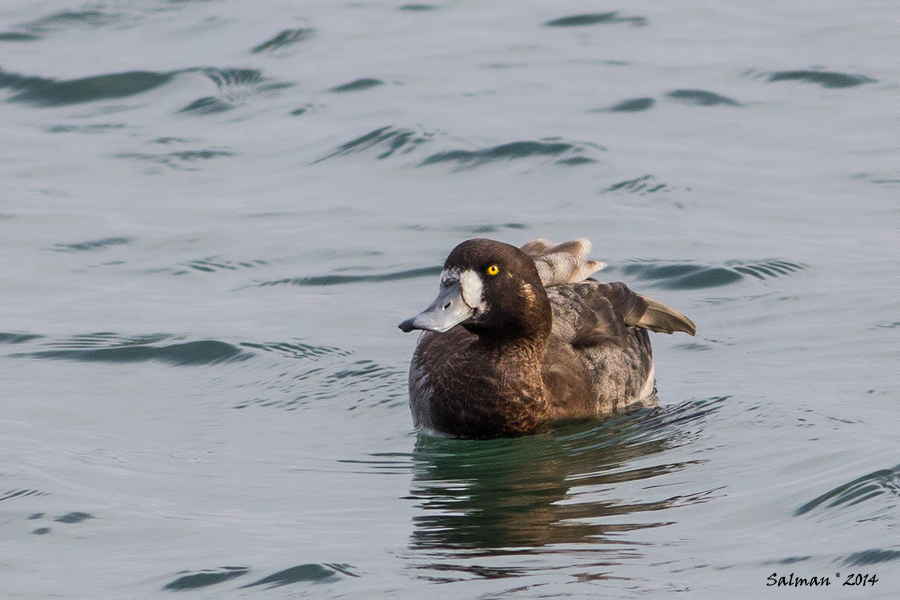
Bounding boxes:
[399,239,552,341]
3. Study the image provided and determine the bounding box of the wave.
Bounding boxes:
[665,89,741,106]
[0,488,47,502]
[6,331,400,411]
[314,126,434,163]
[240,563,359,589]
[597,90,740,113]
[0,332,43,344]
[767,70,877,88]
[602,174,671,194]
[251,28,315,53]
[841,549,900,567]
[179,257,268,273]
[316,126,603,169]
[239,341,351,360]
[795,463,900,516]
[117,137,234,171]
[616,260,805,290]
[162,563,359,592]
[0,8,124,41]
[23,510,94,537]
[0,68,176,107]
[163,567,250,591]
[259,266,441,287]
[420,139,600,168]
[234,357,406,411]
[178,67,292,115]
[12,334,253,367]
[1,65,291,114]
[544,12,647,28]
[329,78,384,93]
[403,222,528,234]
[602,97,656,113]
[52,237,133,252]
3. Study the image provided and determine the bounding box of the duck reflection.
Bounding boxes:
[407,398,724,554]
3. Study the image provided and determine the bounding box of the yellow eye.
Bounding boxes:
[486,264,499,276]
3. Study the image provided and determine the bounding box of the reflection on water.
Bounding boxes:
[407,398,725,564]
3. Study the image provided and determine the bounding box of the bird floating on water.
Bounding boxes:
[399,237,696,439]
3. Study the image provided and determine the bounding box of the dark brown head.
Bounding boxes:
[399,239,552,343]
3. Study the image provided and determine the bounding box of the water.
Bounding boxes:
[1,1,898,597]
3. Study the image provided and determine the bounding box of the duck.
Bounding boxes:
[399,237,696,439]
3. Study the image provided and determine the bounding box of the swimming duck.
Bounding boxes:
[399,238,696,439]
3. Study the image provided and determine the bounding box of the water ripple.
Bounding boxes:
[54,511,93,524]
[0,8,123,40]
[316,126,603,169]
[239,341,350,360]
[12,334,253,367]
[766,70,877,88]
[1,65,291,112]
[46,123,126,134]
[841,549,900,567]
[314,126,434,163]
[240,563,359,589]
[602,174,671,195]
[665,89,741,106]
[6,331,398,411]
[251,28,315,53]
[118,138,234,171]
[403,223,528,234]
[0,31,40,42]
[0,332,43,344]
[1,68,176,107]
[178,67,292,115]
[52,237,133,252]
[602,97,656,113]
[420,139,601,169]
[329,78,384,93]
[163,567,250,591]
[259,266,441,287]
[0,488,48,502]
[234,357,406,411]
[162,563,359,592]
[544,12,647,28]
[180,257,268,273]
[616,260,805,289]
[795,464,900,516]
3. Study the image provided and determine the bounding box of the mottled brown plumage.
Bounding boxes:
[400,238,696,439]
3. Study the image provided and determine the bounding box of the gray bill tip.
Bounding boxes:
[398,318,417,333]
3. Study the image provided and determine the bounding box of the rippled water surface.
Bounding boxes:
[2,1,898,597]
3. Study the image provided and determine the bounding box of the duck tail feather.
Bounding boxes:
[635,295,697,336]
[521,237,606,287]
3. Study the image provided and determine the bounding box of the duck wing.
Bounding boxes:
[548,282,696,349]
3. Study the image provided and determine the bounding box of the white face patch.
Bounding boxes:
[441,267,486,313]
[458,269,486,312]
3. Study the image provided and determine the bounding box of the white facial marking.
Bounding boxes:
[458,269,486,312]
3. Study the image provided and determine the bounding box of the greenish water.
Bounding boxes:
[1,1,898,597]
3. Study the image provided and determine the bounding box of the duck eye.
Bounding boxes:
[486,264,499,276]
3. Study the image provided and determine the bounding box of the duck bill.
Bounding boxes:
[399,280,474,333]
